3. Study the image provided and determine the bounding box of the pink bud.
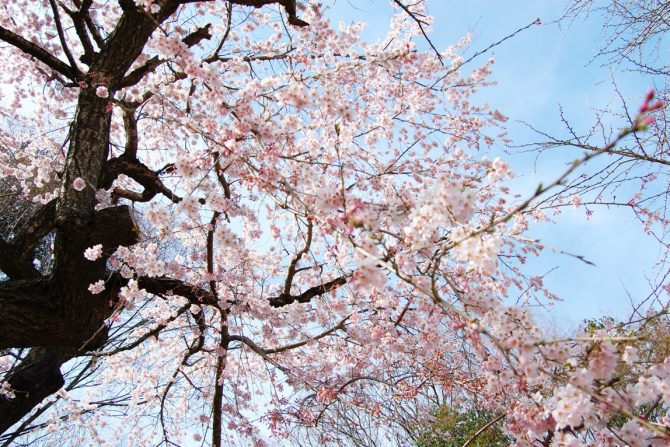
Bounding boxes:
[640,89,656,113]
[645,89,655,103]
[649,100,664,112]
[451,321,467,330]
[642,116,656,126]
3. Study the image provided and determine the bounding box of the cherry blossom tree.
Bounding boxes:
[0,1,669,446]
[546,0,670,256]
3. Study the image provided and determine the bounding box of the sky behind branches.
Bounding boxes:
[326,0,662,331]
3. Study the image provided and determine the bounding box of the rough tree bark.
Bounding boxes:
[0,0,318,434]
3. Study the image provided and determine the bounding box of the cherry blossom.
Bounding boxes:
[95,86,109,98]
[0,1,668,446]
[72,177,86,191]
[84,244,103,261]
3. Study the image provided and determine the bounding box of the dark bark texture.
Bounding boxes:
[0,0,313,436]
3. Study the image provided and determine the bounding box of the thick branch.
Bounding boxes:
[1,206,139,350]
[80,0,105,49]
[0,243,39,280]
[101,155,181,203]
[231,0,309,27]
[59,0,97,64]
[0,279,64,349]
[137,274,348,308]
[0,200,56,279]
[269,276,348,307]
[0,26,80,80]
[121,107,138,159]
[118,24,212,89]
[12,200,57,255]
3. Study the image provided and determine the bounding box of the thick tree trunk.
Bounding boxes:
[0,206,138,434]
[0,279,63,350]
[0,2,174,432]
[0,0,310,436]
[0,206,139,350]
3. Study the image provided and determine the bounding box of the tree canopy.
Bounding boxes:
[0,1,669,446]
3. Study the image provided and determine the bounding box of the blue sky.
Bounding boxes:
[324,0,663,331]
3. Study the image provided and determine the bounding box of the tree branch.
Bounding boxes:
[0,26,80,80]
[269,275,348,307]
[101,155,181,204]
[137,276,218,306]
[59,0,97,64]
[136,274,348,309]
[283,220,312,294]
[49,0,79,71]
[118,24,212,89]
[0,201,57,281]
[230,0,309,27]
[229,315,349,355]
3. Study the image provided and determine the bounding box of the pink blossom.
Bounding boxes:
[72,177,86,191]
[622,346,639,365]
[95,86,109,98]
[84,244,103,261]
[570,195,581,208]
[88,280,105,294]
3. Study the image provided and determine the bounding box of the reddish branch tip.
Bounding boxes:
[639,89,664,113]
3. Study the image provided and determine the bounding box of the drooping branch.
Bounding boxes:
[229,315,349,355]
[95,304,191,356]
